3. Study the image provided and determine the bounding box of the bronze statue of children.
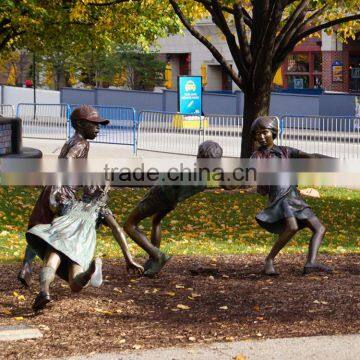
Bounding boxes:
[124,140,223,277]
[18,105,142,289]
[27,185,141,311]
[250,116,332,276]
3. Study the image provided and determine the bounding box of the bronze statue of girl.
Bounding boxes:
[250,116,332,276]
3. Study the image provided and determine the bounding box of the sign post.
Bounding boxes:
[178,76,202,115]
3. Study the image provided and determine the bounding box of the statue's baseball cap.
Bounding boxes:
[70,105,110,125]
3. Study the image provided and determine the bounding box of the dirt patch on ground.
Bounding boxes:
[0,254,359,359]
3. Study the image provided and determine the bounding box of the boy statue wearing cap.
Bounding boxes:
[250,116,332,276]
[18,105,142,289]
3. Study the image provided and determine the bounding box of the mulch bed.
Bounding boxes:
[0,254,359,359]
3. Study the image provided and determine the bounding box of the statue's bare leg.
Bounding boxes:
[143,209,172,270]
[303,217,332,274]
[263,217,298,276]
[33,250,61,311]
[68,259,102,292]
[18,245,37,288]
[124,209,170,277]
[150,209,171,248]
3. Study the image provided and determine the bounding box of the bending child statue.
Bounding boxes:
[18,105,142,288]
[250,116,332,276]
[27,186,109,310]
[124,140,223,277]
[27,184,141,311]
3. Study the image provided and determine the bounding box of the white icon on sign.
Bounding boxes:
[185,80,196,92]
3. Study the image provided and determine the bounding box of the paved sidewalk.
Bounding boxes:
[65,334,360,360]
[23,138,192,160]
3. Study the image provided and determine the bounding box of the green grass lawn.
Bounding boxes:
[0,186,359,263]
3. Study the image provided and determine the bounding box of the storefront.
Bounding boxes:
[282,32,360,93]
[347,41,360,93]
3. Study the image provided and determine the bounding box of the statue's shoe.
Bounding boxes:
[144,253,172,278]
[262,269,280,276]
[90,258,103,288]
[143,258,153,271]
[303,262,332,275]
[18,263,32,288]
[33,291,51,311]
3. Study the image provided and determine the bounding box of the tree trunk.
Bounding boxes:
[241,84,272,158]
[54,65,67,90]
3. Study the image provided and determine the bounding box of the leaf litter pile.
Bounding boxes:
[0,254,359,359]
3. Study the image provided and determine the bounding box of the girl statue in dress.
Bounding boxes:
[27,185,143,311]
[250,117,332,276]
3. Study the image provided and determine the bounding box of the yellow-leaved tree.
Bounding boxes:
[6,64,16,86]
[0,0,182,88]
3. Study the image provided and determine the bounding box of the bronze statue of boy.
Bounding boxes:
[250,116,332,276]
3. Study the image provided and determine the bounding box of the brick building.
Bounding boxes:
[281,32,360,93]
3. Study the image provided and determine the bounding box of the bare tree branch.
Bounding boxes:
[274,3,327,58]
[194,0,253,28]
[206,0,249,81]
[241,7,253,27]
[0,18,11,30]
[233,3,251,66]
[281,0,298,8]
[275,0,310,52]
[86,0,134,6]
[0,28,23,52]
[296,13,360,42]
[168,0,244,89]
[251,0,283,89]
[301,4,327,29]
[273,13,360,73]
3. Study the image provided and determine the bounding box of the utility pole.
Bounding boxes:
[33,52,36,120]
[33,53,36,104]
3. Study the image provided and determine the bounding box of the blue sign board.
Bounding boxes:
[178,76,202,115]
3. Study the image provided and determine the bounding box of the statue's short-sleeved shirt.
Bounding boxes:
[28,133,90,228]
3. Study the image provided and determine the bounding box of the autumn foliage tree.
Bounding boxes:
[168,0,360,157]
[0,0,180,88]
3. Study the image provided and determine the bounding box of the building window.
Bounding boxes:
[179,53,190,75]
[314,53,322,72]
[285,52,322,89]
[287,75,309,89]
[287,54,309,72]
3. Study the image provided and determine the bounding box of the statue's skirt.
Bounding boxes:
[26,201,98,281]
[256,186,315,234]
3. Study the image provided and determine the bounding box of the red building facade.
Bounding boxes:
[281,32,360,93]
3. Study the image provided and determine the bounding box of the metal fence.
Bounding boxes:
[137,112,281,157]
[0,104,15,117]
[69,105,137,151]
[9,103,360,159]
[203,114,243,157]
[137,111,203,155]
[280,116,360,158]
[17,103,70,139]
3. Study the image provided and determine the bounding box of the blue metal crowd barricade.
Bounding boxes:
[68,104,137,152]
